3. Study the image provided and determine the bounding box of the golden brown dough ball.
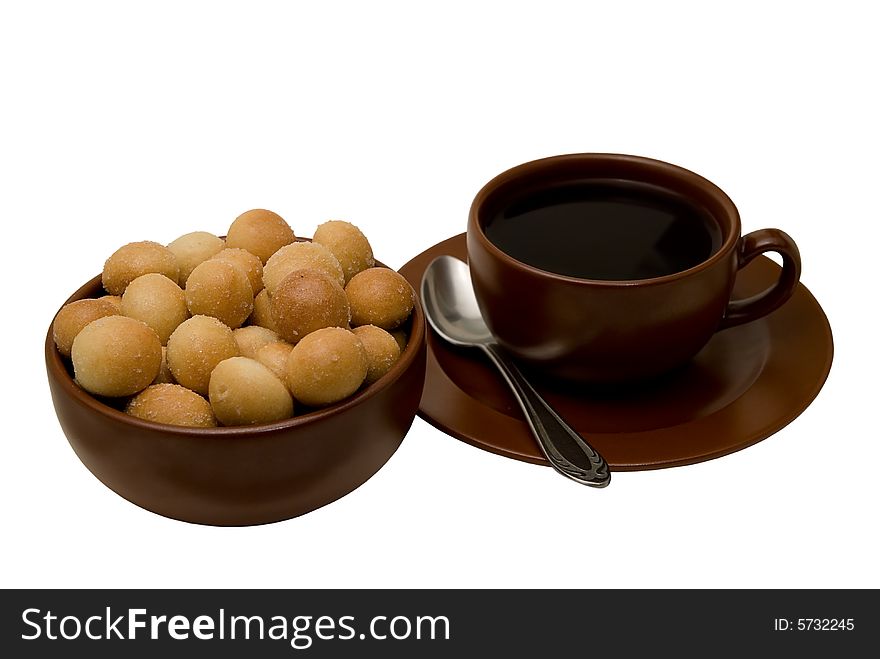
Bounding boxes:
[152,347,175,384]
[255,341,293,384]
[166,315,239,396]
[52,298,120,357]
[352,325,401,384]
[313,220,375,283]
[286,327,367,406]
[263,241,345,294]
[269,269,350,344]
[167,231,225,285]
[121,273,189,345]
[345,267,414,330]
[185,259,254,329]
[211,247,263,293]
[390,329,408,353]
[209,357,293,425]
[102,241,179,295]
[233,326,280,359]
[100,295,123,313]
[126,384,217,428]
[248,289,279,332]
[226,209,296,264]
[71,316,162,397]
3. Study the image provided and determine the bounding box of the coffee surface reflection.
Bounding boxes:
[486,180,721,281]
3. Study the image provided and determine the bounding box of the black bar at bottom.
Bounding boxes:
[1,589,874,657]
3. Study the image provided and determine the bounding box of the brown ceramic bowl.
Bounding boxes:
[45,272,426,526]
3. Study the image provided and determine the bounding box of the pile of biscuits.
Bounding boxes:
[52,210,414,427]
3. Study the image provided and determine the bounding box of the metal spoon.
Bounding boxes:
[420,256,611,487]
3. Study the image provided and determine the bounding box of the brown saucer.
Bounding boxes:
[399,233,833,470]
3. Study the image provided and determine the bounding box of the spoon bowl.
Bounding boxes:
[420,256,493,346]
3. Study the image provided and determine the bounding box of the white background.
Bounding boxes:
[2,1,877,589]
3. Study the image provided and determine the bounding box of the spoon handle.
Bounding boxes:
[482,343,611,488]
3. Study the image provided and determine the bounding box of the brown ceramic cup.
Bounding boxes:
[467,153,801,382]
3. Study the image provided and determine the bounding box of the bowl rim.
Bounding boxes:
[46,268,426,438]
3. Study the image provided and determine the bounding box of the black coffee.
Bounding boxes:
[485,180,721,280]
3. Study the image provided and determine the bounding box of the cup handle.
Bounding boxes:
[718,228,801,330]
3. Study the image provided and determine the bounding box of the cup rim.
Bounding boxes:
[468,153,742,287]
